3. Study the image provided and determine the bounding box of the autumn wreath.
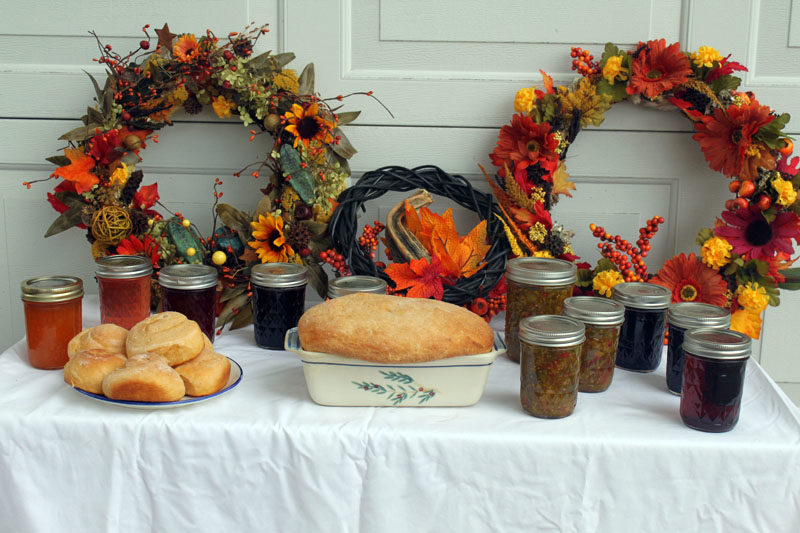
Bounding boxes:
[27,23,379,330]
[488,39,799,339]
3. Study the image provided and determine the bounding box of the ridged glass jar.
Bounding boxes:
[612,282,671,372]
[251,263,308,350]
[95,255,152,329]
[159,264,219,342]
[666,302,730,394]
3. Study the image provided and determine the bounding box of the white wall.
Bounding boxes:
[2,0,799,403]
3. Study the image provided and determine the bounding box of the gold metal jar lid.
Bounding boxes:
[21,276,84,303]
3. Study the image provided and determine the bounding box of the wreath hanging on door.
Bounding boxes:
[25,23,380,329]
[488,39,799,338]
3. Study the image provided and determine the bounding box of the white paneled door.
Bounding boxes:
[1,0,798,403]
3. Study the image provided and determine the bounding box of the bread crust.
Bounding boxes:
[63,349,127,394]
[68,324,128,359]
[126,312,204,366]
[102,353,185,402]
[175,350,231,396]
[297,293,494,363]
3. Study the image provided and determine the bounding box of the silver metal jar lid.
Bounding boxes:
[506,257,577,286]
[668,302,731,330]
[95,255,153,279]
[683,328,751,360]
[158,264,218,290]
[562,296,625,326]
[328,275,387,298]
[612,282,671,309]
[251,262,308,288]
[21,276,84,303]
[519,315,586,347]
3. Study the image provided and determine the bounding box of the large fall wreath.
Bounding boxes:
[488,39,800,339]
[26,23,379,330]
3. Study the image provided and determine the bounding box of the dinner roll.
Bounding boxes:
[102,353,186,402]
[63,349,127,394]
[68,324,128,359]
[175,349,231,396]
[298,293,495,363]
[126,312,204,366]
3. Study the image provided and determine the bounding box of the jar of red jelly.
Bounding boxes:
[666,302,730,395]
[21,276,83,369]
[96,255,152,329]
[159,264,219,341]
[680,328,750,433]
[505,257,577,363]
[251,263,308,350]
[328,275,387,299]
[562,296,625,393]
[612,282,671,372]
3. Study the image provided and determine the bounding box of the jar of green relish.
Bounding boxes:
[505,257,577,363]
[562,296,625,393]
[519,315,585,419]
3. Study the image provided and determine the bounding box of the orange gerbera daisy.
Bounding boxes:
[650,253,728,306]
[490,113,559,194]
[693,100,775,179]
[173,34,199,63]
[626,39,692,99]
[248,213,294,263]
[283,103,336,148]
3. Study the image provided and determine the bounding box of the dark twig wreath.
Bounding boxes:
[329,165,511,305]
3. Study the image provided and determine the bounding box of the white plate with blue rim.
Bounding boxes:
[71,357,243,409]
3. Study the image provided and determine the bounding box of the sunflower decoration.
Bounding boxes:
[26,22,380,331]
[490,38,798,338]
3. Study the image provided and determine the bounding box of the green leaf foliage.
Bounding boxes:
[279,144,316,205]
[53,190,85,208]
[230,299,254,330]
[778,267,800,290]
[695,227,715,246]
[272,52,296,68]
[710,75,741,94]
[216,203,253,247]
[336,110,361,126]
[44,206,83,237]
[216,292,250,328]
[755,113,791,148]
[595,79,628,103]
[46,155,71,166]
[59,123,102,142]
[330,128,357,159]
[298,63,315,95]
[167,218,204,264]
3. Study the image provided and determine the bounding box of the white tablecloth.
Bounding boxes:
[1,298,799,533]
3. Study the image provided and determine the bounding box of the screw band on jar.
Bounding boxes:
[665,302,730,395]
[505,257,577,363]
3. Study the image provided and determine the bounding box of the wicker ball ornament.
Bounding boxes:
[329,165,511,305]
[91,206,132,245]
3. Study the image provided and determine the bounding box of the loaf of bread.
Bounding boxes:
[68,324,128,359]
[175,349,231,396]
[126,312,204,366]
[297,293,494,363]
[102,353,186,402]
[63,349,127,394]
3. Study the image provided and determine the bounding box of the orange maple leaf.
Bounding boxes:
[551,161,575,197]
[51,148,98,194]
[403,200,424,237]
[385,255,446,299]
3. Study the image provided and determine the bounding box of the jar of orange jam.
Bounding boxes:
[95,255,152,329]
[21,276,84,369]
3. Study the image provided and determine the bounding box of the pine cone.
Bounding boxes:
[285,223,312,251]
[120,170,144,206]
[543,232,566,257]
[184,95,202,115]
[130,209,150,235]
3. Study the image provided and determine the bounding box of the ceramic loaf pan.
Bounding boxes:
[285,328,505,407]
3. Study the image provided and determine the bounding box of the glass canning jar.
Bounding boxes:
[519,315,585,419]
[21,276,84,369]
[612,282,672,372]
[666,302,730,395]
[159,264,219,342]
[680,328,750,433]
[327,275,387,299]
[505,257,577,363]
[251,263,308,350]
[562,296,625,393]
[95,255,152,329]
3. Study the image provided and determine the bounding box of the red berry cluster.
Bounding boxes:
[468,294,508,322]
[727,179,773,212]
[590,216,665,282]
[358,220,385,259]
[319,249,351,277]
[570,47,600,77]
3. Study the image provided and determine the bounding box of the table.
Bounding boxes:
[1,298,799,532]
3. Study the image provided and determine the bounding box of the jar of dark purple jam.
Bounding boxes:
[251,263,307,350]
[159,264,219,342]
[612,282,672,372]
[666,302,730,395]
[680,329,750,433]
